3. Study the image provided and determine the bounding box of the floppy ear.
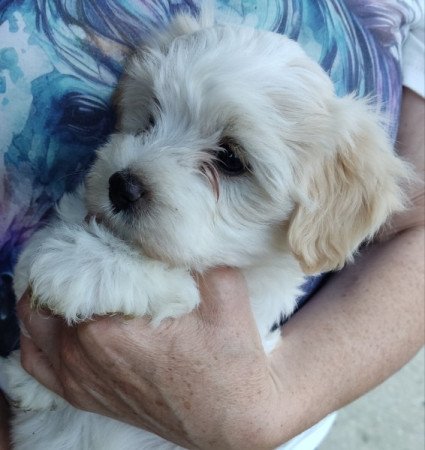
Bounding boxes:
[288,96,411,274]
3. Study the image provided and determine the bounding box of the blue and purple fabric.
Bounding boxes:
[0,1,419,356]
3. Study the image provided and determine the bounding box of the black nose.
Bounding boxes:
[108,171,146,213]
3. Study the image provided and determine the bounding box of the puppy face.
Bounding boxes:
[85,24,408,272]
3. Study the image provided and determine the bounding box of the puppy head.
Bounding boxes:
[86,20,409,272]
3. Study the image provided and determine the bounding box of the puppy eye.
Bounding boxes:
[147,114,155,128]
[135,114,155,136]
[216,138,248,176]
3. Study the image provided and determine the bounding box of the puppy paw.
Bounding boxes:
[29,220,199,323]
[1,351,66,411]
[29,221,147,322]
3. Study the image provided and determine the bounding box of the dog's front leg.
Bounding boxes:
[29,220,200,324]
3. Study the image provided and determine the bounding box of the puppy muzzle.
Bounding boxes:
[108,170,148,213]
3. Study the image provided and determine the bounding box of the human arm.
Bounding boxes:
[17,88,424,449]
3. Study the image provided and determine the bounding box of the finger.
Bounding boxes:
[17,293,63,366]
[19,334,64,398]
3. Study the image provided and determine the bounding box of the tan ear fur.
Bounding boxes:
[288,96,411,274]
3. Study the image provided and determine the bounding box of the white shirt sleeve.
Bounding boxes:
[402,1,425,97]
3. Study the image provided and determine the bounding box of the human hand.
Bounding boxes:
[18,268,287,450]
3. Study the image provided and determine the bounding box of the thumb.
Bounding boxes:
[195,267,258,331]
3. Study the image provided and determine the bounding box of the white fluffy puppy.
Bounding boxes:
[2,9,410,450]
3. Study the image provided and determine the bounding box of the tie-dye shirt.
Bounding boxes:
[0,0,421,356]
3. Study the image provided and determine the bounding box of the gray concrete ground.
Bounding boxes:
[318,349,424,450]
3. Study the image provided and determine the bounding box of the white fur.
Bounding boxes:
[2,8,411,450]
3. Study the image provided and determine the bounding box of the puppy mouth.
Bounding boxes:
[83,207,136,233]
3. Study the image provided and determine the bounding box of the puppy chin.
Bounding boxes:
[136,228,202,268]
[92,211,182,266]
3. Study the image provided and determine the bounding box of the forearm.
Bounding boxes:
[270,225,424,443]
